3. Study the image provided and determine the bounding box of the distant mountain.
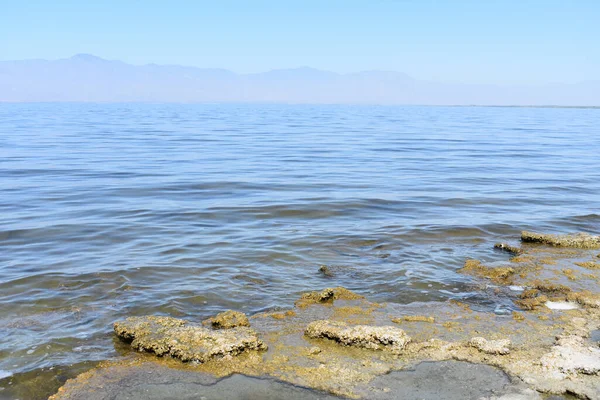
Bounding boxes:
[0,54,598,105]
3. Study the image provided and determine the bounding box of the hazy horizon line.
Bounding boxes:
[3,53,598,87]
[2,101,599,109]
[2,53,599,105]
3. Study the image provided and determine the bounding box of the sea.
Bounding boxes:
[0,103,599,398]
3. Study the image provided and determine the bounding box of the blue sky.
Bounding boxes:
[1,0,598,84]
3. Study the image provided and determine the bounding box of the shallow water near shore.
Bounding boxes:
[0,104,599,398]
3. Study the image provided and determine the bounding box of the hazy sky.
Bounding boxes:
[2,0,598,84]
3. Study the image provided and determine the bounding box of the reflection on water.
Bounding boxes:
[0,104,599,397]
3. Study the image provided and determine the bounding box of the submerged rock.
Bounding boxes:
[390,315,435,323]
[268,310,296,320]
[521,231,600,249]
[305,320,410,354]
[318,265,334,277]
[575,261,600,270]
[469,337,511,355]
[458,259,515,284]
[114,316,266,363]
[494,243,524,255]
[203,310,250,329]
[295,287,364,308]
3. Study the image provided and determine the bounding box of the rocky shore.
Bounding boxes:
[51,231,600,399]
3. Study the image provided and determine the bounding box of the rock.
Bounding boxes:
[521,231,600,249]
[529,281,571,295]
[567,291,600,308]
[457,259,515,284]
[575,261,600,270]
[494,243,524,255]
[295,287,363,308]
[305,320,410,354]
[318,265,334,277]
[268,310,296,320]
[540,336,600,376]
[514,283,576,311]
[308,346,321,355]
[114,316,266,363]
[519,289,540,299]
[469,337,511,355]
[203,310,250,329]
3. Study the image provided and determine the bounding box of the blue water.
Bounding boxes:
[0,103,599,397]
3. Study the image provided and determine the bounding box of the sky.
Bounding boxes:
[1,0,599,84]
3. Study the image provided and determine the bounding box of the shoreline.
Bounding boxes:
[47,231,600,399]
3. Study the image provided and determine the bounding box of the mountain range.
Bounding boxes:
[0,54,598,105]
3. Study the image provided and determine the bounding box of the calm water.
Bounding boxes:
[1,104,599,397]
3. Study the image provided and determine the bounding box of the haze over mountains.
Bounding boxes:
[0,54,598,105]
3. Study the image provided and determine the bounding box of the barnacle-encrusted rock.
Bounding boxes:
[114,316,266,363]
[203,310,250,329]
[305,320,410,354]
[521,231,600,249]
[469,337,511,355]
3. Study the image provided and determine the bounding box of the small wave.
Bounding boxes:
[0,369,12,379]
